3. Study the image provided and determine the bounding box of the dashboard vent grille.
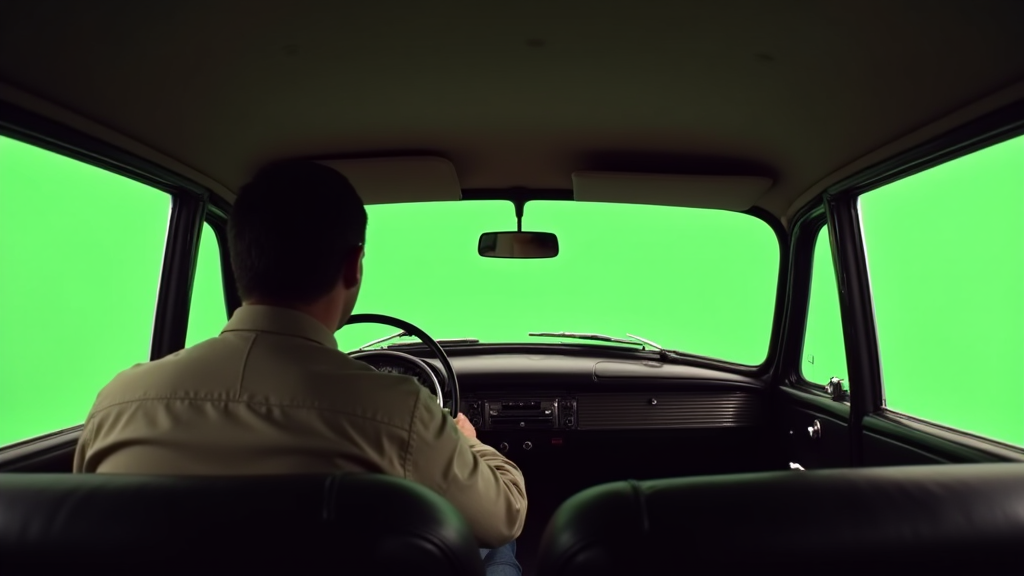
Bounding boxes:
[575,392,761,430]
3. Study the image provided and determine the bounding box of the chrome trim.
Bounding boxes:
[354,330,408,351]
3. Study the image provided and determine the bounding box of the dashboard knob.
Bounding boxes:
[498,442,509,453]
[523,441,533,451]
[565,417,574,427]
[471,417,482,427]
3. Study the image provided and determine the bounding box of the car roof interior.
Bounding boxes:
[3,0,1024,223]
[3,2,1024,576]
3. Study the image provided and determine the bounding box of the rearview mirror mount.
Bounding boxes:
[478,231,559,259]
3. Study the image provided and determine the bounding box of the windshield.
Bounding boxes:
[337,200,780,365]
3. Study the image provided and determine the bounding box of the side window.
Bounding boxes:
[0,136,170,446]
[802,226,849,386]
[859,134,1024,447]
[185,222,228,347]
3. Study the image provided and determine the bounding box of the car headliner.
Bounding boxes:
[1,0,1023,225]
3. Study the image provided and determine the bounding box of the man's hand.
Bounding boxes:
[454,413,477,440]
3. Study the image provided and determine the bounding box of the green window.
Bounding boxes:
[185,222,228,347]
[859,135,1024,446]
[338,200,779,366]
[0,136,170,446]
[802,226,849,387]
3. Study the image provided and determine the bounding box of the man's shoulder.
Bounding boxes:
[91,335,425,412]
[88,339,232,409]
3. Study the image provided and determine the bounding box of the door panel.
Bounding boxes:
[864,413,1024,465]
[0,432,79,473]
[777,387,851,470]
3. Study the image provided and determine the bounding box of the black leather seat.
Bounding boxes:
[537,463,1024,576]
[0,473,484,576]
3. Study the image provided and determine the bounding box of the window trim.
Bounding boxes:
[744,205,790,379]
[0,99,217,362]
[778,200,831,396]
[820,190,878,467]
[819,98,1024,440]
[459,190,790,375]
[153,195,205,360]
[865,411,1024,462]
[202,201,241,323]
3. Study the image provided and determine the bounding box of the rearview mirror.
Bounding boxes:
[478,231,559,259]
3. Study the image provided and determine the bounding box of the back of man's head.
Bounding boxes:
[228,161,367,306]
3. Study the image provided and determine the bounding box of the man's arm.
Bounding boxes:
[72,420,93,473]
[405,387,527,548]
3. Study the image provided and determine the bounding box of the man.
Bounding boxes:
[73,161,526,575]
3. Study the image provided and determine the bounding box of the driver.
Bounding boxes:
[73,161,527,576]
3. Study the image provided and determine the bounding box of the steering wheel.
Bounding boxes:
[342,313,460,418]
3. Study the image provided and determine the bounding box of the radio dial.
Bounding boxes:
[498,442,509,453]
[523,441,533,451]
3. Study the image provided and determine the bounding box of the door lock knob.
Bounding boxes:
[807,419,822,440]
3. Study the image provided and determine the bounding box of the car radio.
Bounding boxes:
[461,398,577,431]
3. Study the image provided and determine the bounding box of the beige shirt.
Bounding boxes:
[74,305,527,548]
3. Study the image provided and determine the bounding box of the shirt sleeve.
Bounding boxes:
[405,387,528,548]
[72,421,93,473]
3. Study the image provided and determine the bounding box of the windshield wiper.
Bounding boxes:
[527,332,647,347]
[388,338,480,348]
[355,330,408,351]
[356,331,480,351]
[528,331,709,362]
[625,333,719,363]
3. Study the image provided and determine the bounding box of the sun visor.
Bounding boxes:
[318,156,462,205]
[572,171,773,211]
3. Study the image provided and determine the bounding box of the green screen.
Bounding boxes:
[802,226,849,386]
[335,200,780,364]
[3,130,1021,450]
[0,136,170,446]
[185,222,227,348]
[802,135,1024,446]
[860,135,1024,446]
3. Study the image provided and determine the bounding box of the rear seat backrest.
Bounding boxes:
[537,463,1024,576]
[0,473,483,576]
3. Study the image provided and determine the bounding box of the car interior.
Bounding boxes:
[2,1,1024,575]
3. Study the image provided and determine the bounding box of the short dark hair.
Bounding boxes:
[228,160,367,305]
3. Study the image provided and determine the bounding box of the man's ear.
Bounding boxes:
[341,247,364,289]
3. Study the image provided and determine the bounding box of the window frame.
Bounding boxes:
[818,98,1024,455]
[460,190,791,376]
[0,100,217,448]
[780,202,832,395]
[200,201,239,327]
[798,222,853,392]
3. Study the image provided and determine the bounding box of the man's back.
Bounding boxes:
[75,305,527,547]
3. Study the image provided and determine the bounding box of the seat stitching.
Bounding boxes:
[627,479,650,533]
[321,474,338,522]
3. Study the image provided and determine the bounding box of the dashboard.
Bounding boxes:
[354,346,768,457]
[358,353,443,389]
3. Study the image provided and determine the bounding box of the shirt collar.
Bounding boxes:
[221,305,339,349]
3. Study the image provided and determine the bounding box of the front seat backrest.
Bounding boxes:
[537,463,1024,576]
[0,473,483,576]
